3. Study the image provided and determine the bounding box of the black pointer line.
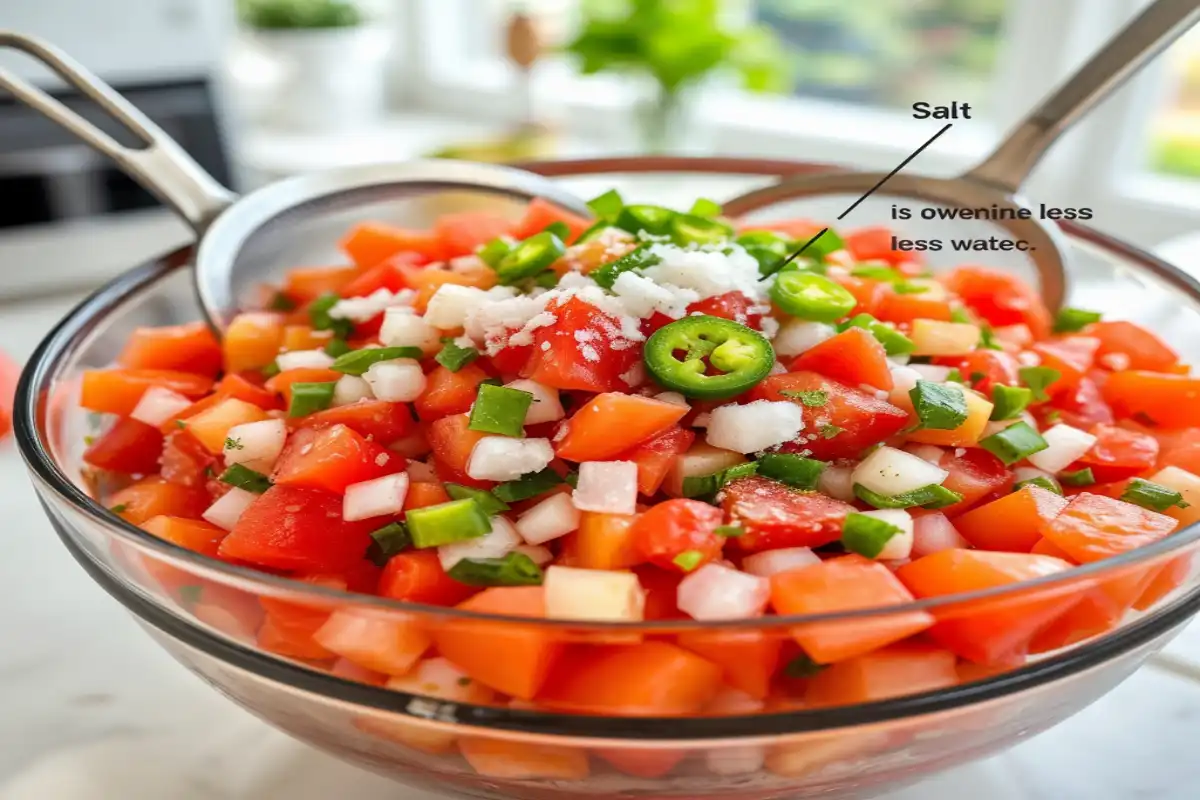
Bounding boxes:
[759,123,954,281]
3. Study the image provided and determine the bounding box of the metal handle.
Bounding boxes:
[965,0,1200,193]
[0,31,235,231]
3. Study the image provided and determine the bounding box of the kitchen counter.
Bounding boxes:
[5,295,1200,799]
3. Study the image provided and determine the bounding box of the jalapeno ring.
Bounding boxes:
[643,316,774,400]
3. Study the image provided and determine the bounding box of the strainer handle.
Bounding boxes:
[0,32,235,232]
[965,0,1200,193]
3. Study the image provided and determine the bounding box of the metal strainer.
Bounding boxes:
[0,32,592,330]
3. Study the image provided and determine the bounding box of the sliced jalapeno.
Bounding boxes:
[671,213,733,246]
[494,231,565,285]
[616,204,676,237]
[736,231,792,276]
[644,316,774,400]
[770,271,857,322]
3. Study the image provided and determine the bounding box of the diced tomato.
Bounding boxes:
[1071,424,1158,483]
[264,367,342,405]
[487,344,534,376]
[556,393,688,462]
[1135,553,1194,610]
[1090,321,1179,372]
[425,413,491,487]
[938,447,1015,515]
[223,312,285,374]
[831,275,886,317]
[340,252,426,297]
[565,512,640,570]
[108,476,210,525]
[1040,377,1113,430]
[273,424,402,494]
[685,292,764,329]
[510,197,592,244]
[1031,336,1099,394]
[312,610,432,676]
[158,429,217,488]
[937,349,1020,396]
[537,641,723,716]
[614,425,695,496]
[750,372,909,460]
[257,615,337,661]
[1040,492,1177,563]
[593,748,687,779]
[674,630,783,700]
[340,222,445,268]
[215,373,284,411]
[83,417,165,474]
[296,399,416,444]
[896,550,1085,665]
[942,266,1052,339]
[220,485,377,572]
[282,325,334,353]
[378,550,477,605]
[630,499,723,573]
[524,297,639,393]
[117,321,222,378]
[953,486,1068,552]
[722,475,853,552]
[790,327,892,392]
[843,226,912,265]
[414,363,489,421]
[459,736,590,781]
[875,289,954,325]
[770,555,933,664]
[398,260,498,313]
[432,587,563,699]
[80,369,214,417]
[0,349,17,440]
[739,218,823,240]
[805,644,959,707]
[1159,428,1200,474]
[141,515,227,557]
[632,565,685,620]
[403,481,453,511]
[1102,371,1200,429]
[281,266,358,303]
[186,397,269,454]
[433,211,513,258]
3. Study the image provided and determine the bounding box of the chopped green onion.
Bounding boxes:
[615,204,676,237]
[495,231,565,284]
[533,271,559,289]
[220,464,273,494]
[477,237,512,268]
[756,453,826,490]
[689,197,722,218]
[468,384,533,437]
[990,385,1034,420]
[323,338,352,357]
[736,231,792,276]
[436,339,480,372]
[842,512,903,558]
[1053,307,1102,334]
[801,228,846,261]
[178,584,204,608]
[287,381,337,418]
[309,292,354,339]
[770,271,857,323]
[714,525,745,538]
[843,313,915,357]
[446,483,510,517]
[447,552,544,587]
[110,504,128,514]
[1019,366,1061,402]
[681,462,758,500]
[590,245,661,289]
[910,381,968,430]
[946,368,965,384]
[850,265,905,282]
[331,346,424,375]
[979,421,1048,465]
[673,550,704,572]
[261,361,281,378]
[491,468,565,503]
[978,326,1003,351]
[779,389,827,407]
[854,483,963,510]
[586,189,625,221]
[893,282,930,295]
[820,424,845,439]
[1059,467,1095,487]
[671,213,733,246]
[267,292,296,312]
[783,653,826,678]
[950,306,974,324]
[1120,478,1190,512]
[542,221,571,241]
[407,499,492,548]
[1014,475,1063,495]
[367,522,411,566]
[575,221,612,242]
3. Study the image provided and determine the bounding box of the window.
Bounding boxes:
[1144,28,1200,181]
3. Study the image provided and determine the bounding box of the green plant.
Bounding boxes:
[239,0,362,30]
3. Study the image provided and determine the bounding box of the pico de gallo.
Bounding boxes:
[80,191,1200,728]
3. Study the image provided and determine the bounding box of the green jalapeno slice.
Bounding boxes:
[643,316,774,400]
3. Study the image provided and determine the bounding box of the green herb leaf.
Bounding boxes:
[978,326,1003,351]
[309,292,354,339]
[436,339,480,372]
[448,552,544,587]
[491,468,565,503]
[820,424,845,439]
[331,346,424,376]
[224,437,244,451]
[1120,478,1190,512]
[780,389,827,407]
[446,483,510,517]
[323,338,352,357]
[755,453,826,490]
[1019,366,1062,402]
[220,464,273,494]
[842,512,903,558]
[910,380,968,430]
[590,245,661,289]
[1053,307,1102,334]
[842,313,915,357]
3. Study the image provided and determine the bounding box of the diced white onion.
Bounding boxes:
[1013,466,1055,485]
[911,512,970,558]
[130,386,194,427]
[222,418,288,472]
[406,460,439,482]
[705,400,804,454]
[202,488,257,531]
[653,391,690,407]
[676,563,770,621]
[275,349,335,371]
[437,516,522,570]
[379,307,439,352]
[772,319,836,357]
[515,493,581,545]
[503,379,565,424]
[572,461,639,515]
[386,657,476,700]
[889,365,921,398]
[328,289,414,322]
[513,544,554,566]
[423,285,490,329]
[664,443,745,496]
[981,412,1037,440]
[902,443,945,465]
[852,446,949,497]
[544,565,645,622]
[1028,424,1097,474]
[856,509,914,560]
[332,375,374,407]
[692,412,712,428]
[364,359,426,402]
[817,465,856,502]
[741,547,820,577]
[908,364,953,382]
[343,473,410,521]
[466,437,555,482]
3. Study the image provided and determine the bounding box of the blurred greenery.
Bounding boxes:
[239,0,362,30]
[1153,134,1200,179]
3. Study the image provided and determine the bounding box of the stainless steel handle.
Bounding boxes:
[0,31,235,231]
[965,0,1200,193]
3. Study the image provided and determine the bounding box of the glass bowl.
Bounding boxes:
[15,157,1200,799]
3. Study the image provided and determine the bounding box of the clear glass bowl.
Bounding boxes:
[15,157,1200,799]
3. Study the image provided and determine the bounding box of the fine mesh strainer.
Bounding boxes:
[0,32,592,330]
